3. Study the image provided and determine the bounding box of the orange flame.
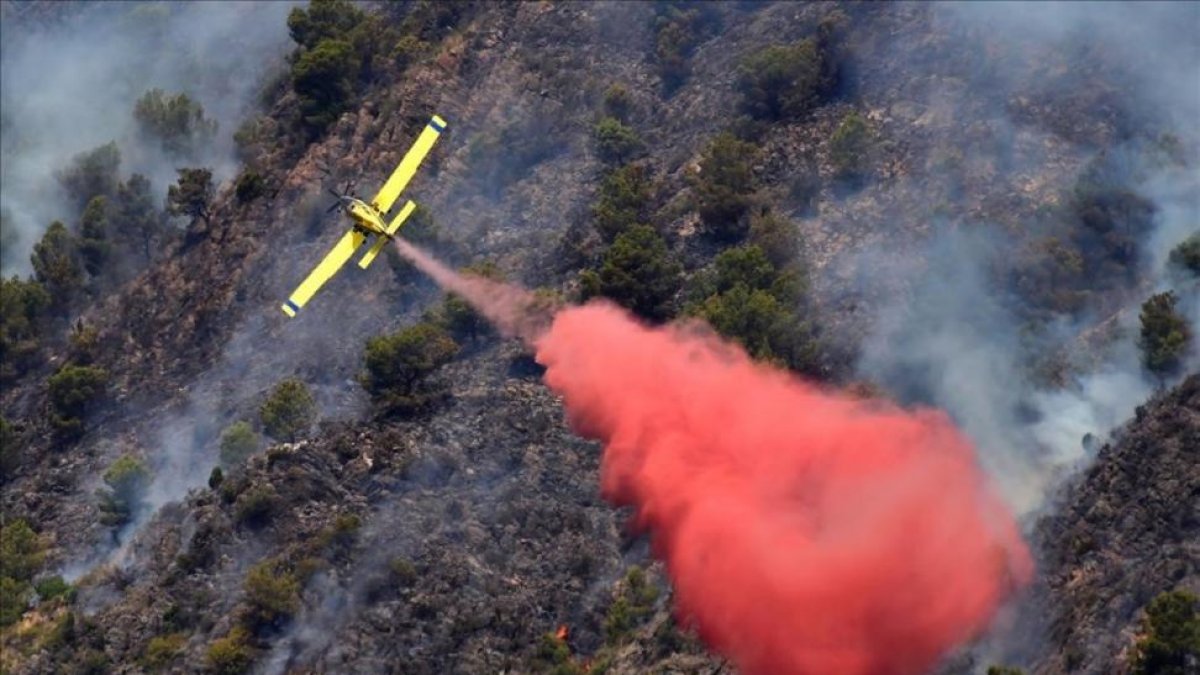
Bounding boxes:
[555,624,569,641]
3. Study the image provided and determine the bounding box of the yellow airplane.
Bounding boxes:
[280,114,447,317]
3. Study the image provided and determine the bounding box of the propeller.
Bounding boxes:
[323,179,359,214]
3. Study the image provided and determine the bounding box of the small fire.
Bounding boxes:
[555,624,569,642]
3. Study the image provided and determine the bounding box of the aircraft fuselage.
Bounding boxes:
[345,198,390,237]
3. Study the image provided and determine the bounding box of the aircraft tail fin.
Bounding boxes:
[358,200,417,269]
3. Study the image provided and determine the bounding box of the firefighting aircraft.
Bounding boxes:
[280,114,447,317]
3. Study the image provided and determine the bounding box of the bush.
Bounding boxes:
[166,168,214,224]
[206,626,254,675]
[580,225,682,323]
[35,575,73,602]
[78,196,111,278]
[0,416,18,480]
[593,117,643,165]
[604,566,659,645]
[234,171,266,204]
[1168,234,1200,277]
[603,83,633,122]
[243,559,300,629]
[691,249,819,375]
[31,221,84,313]
[0,275,49,381]
[48,364,109,439]
[0,575,30,627]
[97,455,151,527]
[133,89,218,158]
[142,632,186,671]
[361,322,458,413]
[1132,590,1199,675]
[287,0,365,51]
[292,38,358,138]
[693,133,758,241]
[738,40,828,121]
[593,163,653,243]
[0,518,42,582]
[829,111,872,182]
[259,378,315,441]
[219,421,259,468]
[234,485,280,528]
[652,4,720,93]
[748,209,799,269]
[55,142,121,210]
[1139,292,1192,377]
[433,261,505,343]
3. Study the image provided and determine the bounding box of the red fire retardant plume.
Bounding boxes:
[534,301,1033,675]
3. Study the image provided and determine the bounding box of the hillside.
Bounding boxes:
[1,2,1197,674]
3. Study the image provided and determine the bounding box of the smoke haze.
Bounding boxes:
[0,0,297,273]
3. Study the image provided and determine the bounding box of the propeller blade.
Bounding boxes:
[325,201,341,214]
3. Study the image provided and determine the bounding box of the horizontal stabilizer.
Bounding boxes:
[358,200,417,269]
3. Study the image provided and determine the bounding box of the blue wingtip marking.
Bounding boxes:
[286,300,300,313]
[429,119,446,133]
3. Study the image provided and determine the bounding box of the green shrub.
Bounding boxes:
[580,225,682,323]
[0,575,30,627]
[602,83,633,122]
[243,559,300,629]
[97,455,151,526]
[206,626,254,675]
[1139,292,1192,377]
[34,575,73,602]
[594,117,643,165]
[0,275,49,381]
[829,111,872,182]
[234,171,266,204]
[0,518,42,582]
[78,196,111,278]
[292,38,358,138]
[133,89,218,157]
[389,557,418,587]
[738,40,828,121]
[288,0,365,51]
[234,485,280,528]
[361,322,458,413]
[219,421,259,468]
[693,133,758,241]
[48,364,109,439]
[0,416,18,480]
[697,283,818,373]
[392,33,428,69]
[1132,590,1199,675]
[31,221,84,313]
[208,467,224,490]
[55,142,121,210]
[748,209,799,268]
[318,513,361,556]
[433,261,505,343]
[1168,234,1200,277]
[142,632,186,671]
[652,4,720,93]
[259,378,315,441]
[593,164,653,243]
[166,167,214,224]
[603,566,659,645]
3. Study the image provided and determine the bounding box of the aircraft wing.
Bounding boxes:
[369,115,447,216]
[280,228,368,317]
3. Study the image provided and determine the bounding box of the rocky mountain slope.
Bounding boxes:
[2,2,1196,674]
